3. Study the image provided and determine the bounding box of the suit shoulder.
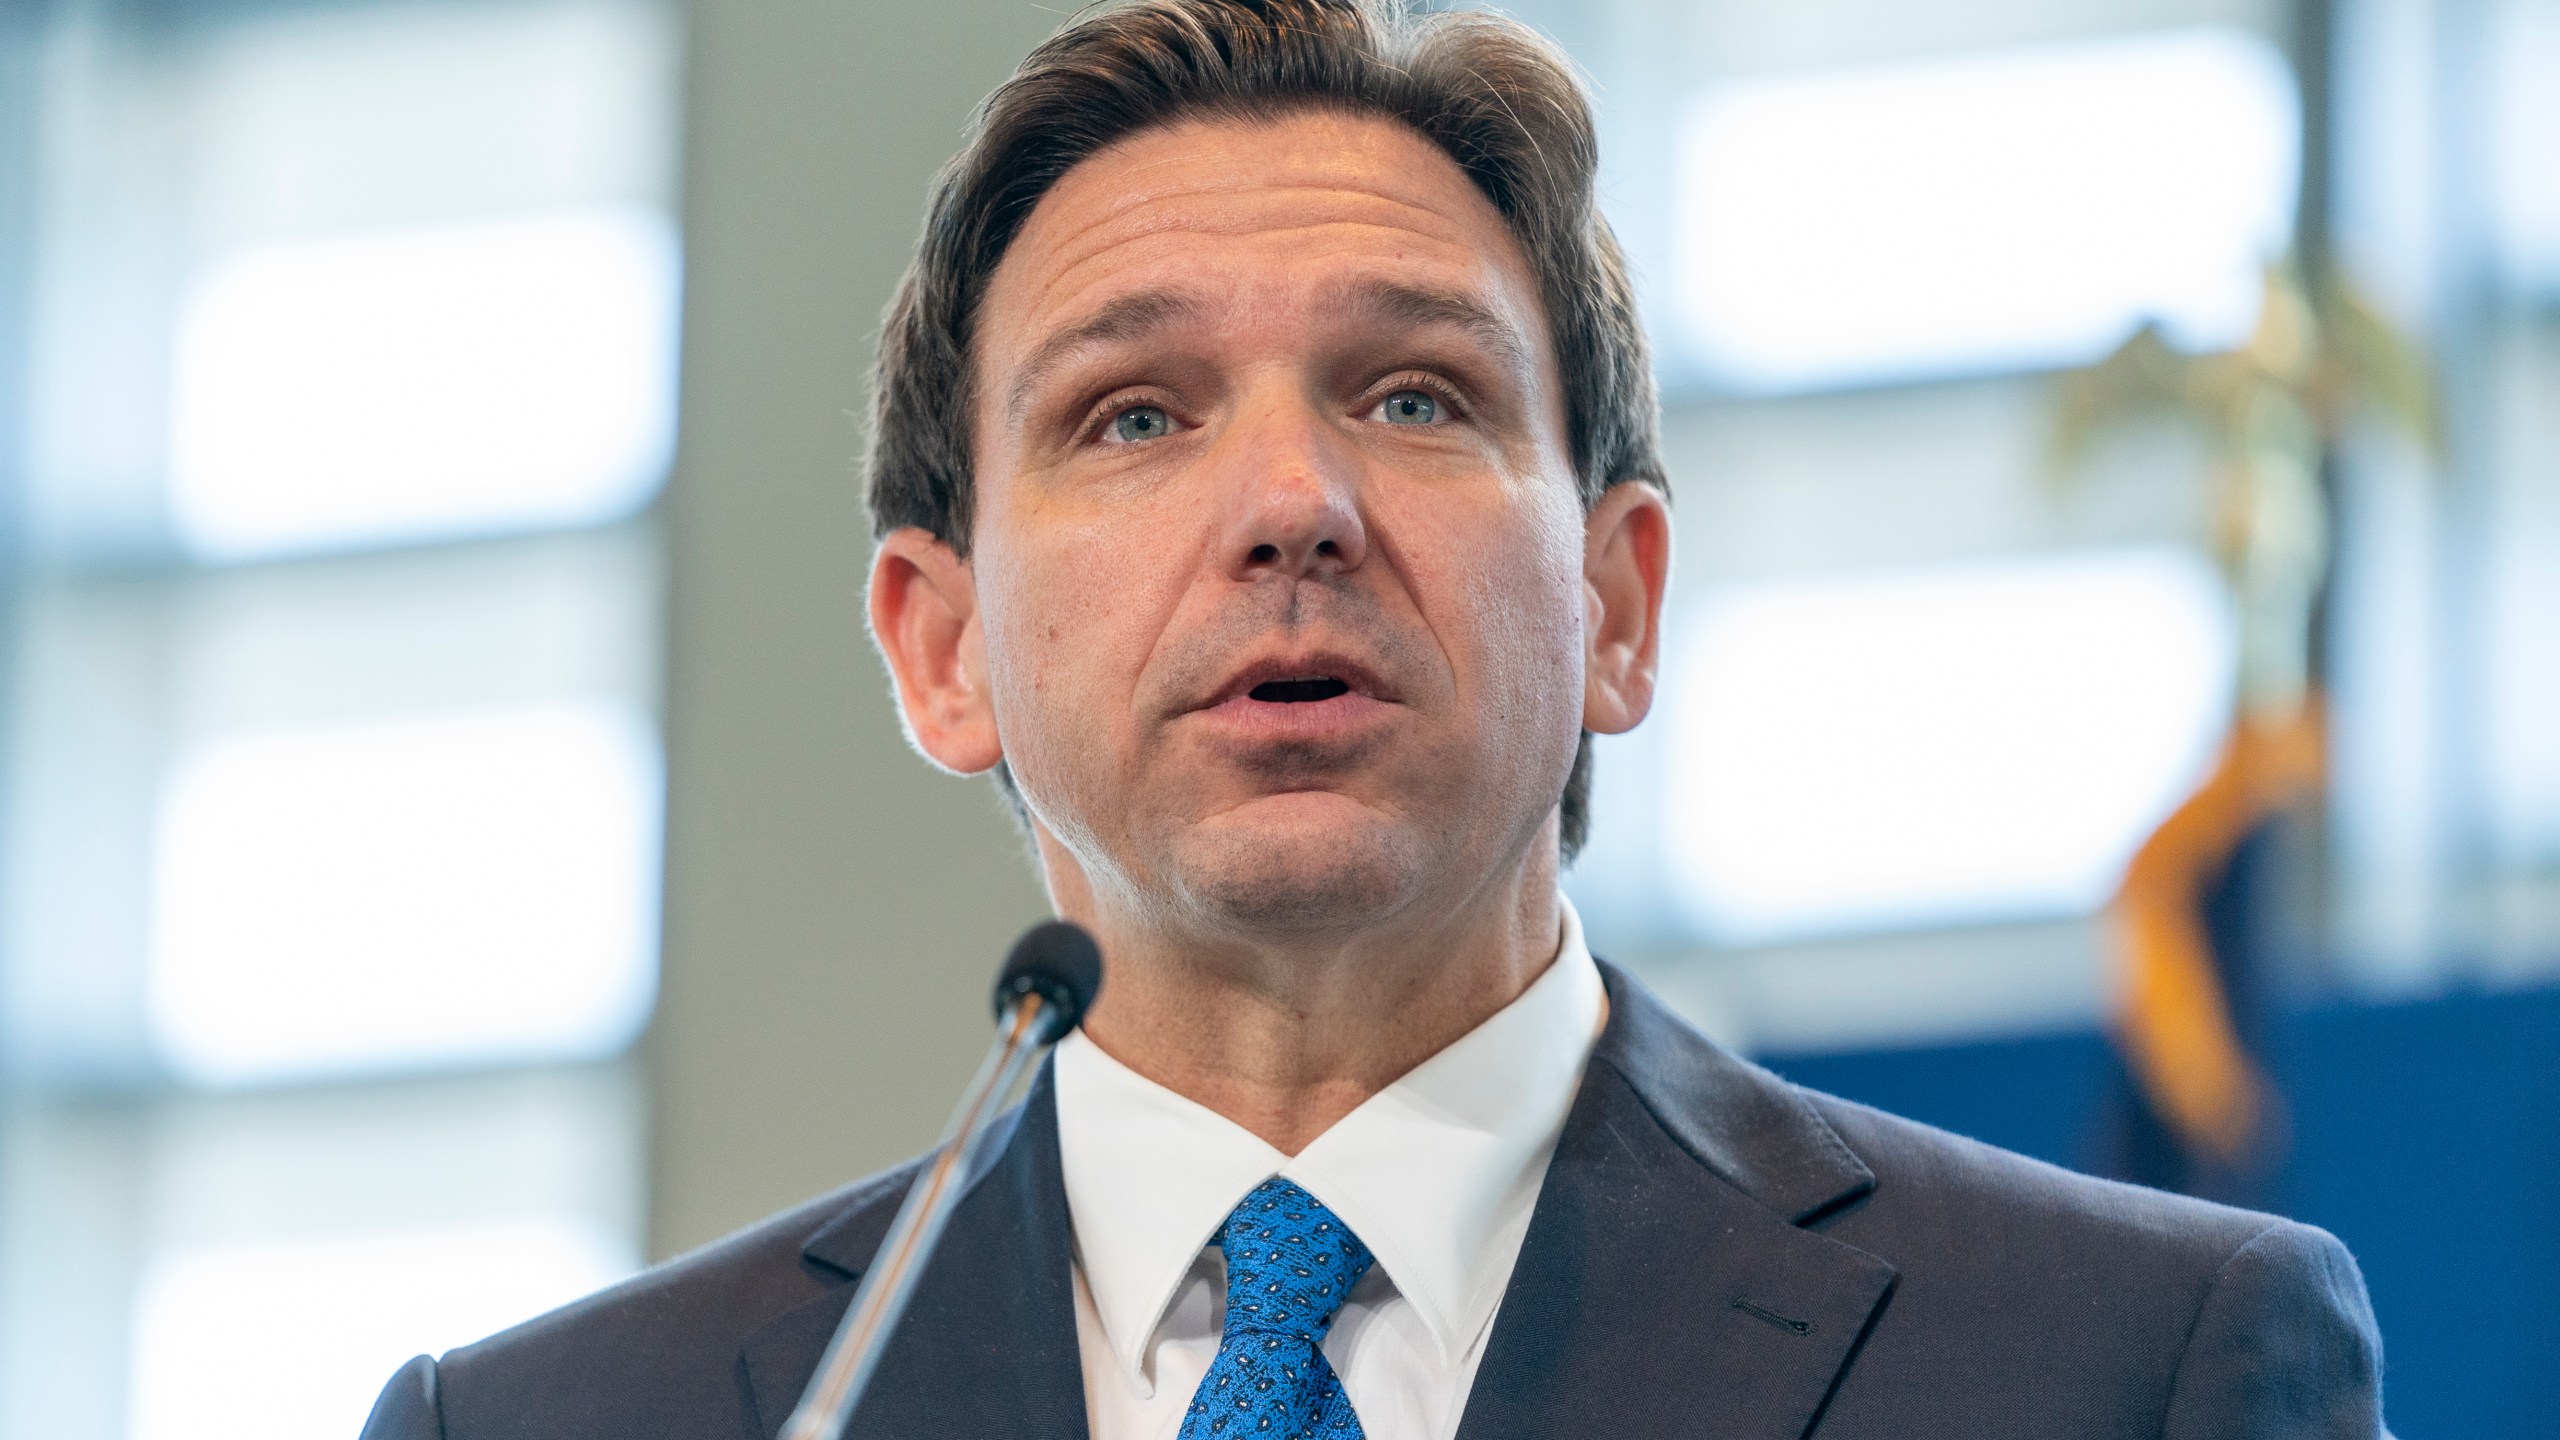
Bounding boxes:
[1792,1087,2380,1433]
[460,1161,908,1364]
[1802,1087,2313,1270]
[2164,1218,2384,1435]
[426,1160,918,1437]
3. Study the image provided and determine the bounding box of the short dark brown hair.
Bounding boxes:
[865,0,1666,860]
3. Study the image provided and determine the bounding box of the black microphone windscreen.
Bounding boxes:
[992,920,1104,1037]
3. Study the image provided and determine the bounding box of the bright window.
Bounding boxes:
[147,702,663,1086]
[129,1220,635,1440]
[169,208,680,561]
[1666,548,2235,943]
[2492,0,2560,294]
[1673,28,2299,393]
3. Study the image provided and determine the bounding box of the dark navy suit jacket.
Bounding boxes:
[361,963,2384,1438]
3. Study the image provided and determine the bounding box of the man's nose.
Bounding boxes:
[1217,399,1370,582]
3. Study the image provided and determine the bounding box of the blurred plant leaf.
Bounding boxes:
[2046,262,2443,501]
[2311,274,2444,458]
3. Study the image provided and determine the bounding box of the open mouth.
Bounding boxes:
[1247,676,1353,704]
[1198,658,1388,740]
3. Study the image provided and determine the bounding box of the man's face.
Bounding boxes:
[924,111,1611,936]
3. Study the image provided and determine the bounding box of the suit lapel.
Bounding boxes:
[738,1066,1089,1440]
[1455,964,1898,1440]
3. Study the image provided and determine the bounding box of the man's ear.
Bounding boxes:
[869,527,1006,774]
[1581,481,1672,737]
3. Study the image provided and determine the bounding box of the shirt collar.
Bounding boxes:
[1052,896,1606,1390]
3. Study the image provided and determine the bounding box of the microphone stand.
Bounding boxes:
[779,922,1101,1440]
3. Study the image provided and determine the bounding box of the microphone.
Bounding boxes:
[779,921,1104,1440]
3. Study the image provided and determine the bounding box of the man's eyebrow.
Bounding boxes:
[1000,279,1537,419]
[1005,289,1204,417]
[1330,279,1538,378]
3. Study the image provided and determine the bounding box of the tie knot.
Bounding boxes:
[1216,1177,1375,1344]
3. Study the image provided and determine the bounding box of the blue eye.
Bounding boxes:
[1379,390,1439,425]
[1110,405,1171,443]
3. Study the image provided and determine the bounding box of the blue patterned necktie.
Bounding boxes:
[1178,1177,1375,1439]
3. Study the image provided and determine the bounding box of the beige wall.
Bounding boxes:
[649,0,1060,1261]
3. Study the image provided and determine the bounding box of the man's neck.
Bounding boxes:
[1044,851,1565,1156]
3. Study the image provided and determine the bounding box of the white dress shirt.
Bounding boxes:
[1053,897,1607,1440]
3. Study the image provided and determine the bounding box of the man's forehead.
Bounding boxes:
[977,111,1547,370]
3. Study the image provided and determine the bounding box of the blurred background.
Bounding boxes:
[0,0,2550,1434]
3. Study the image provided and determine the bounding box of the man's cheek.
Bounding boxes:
[1460,527,1570,651]
[1003,610,1130,779]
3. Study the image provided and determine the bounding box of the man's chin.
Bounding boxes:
[1164,792,1428,935]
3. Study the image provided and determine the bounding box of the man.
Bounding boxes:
[364,1,2384,1435]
